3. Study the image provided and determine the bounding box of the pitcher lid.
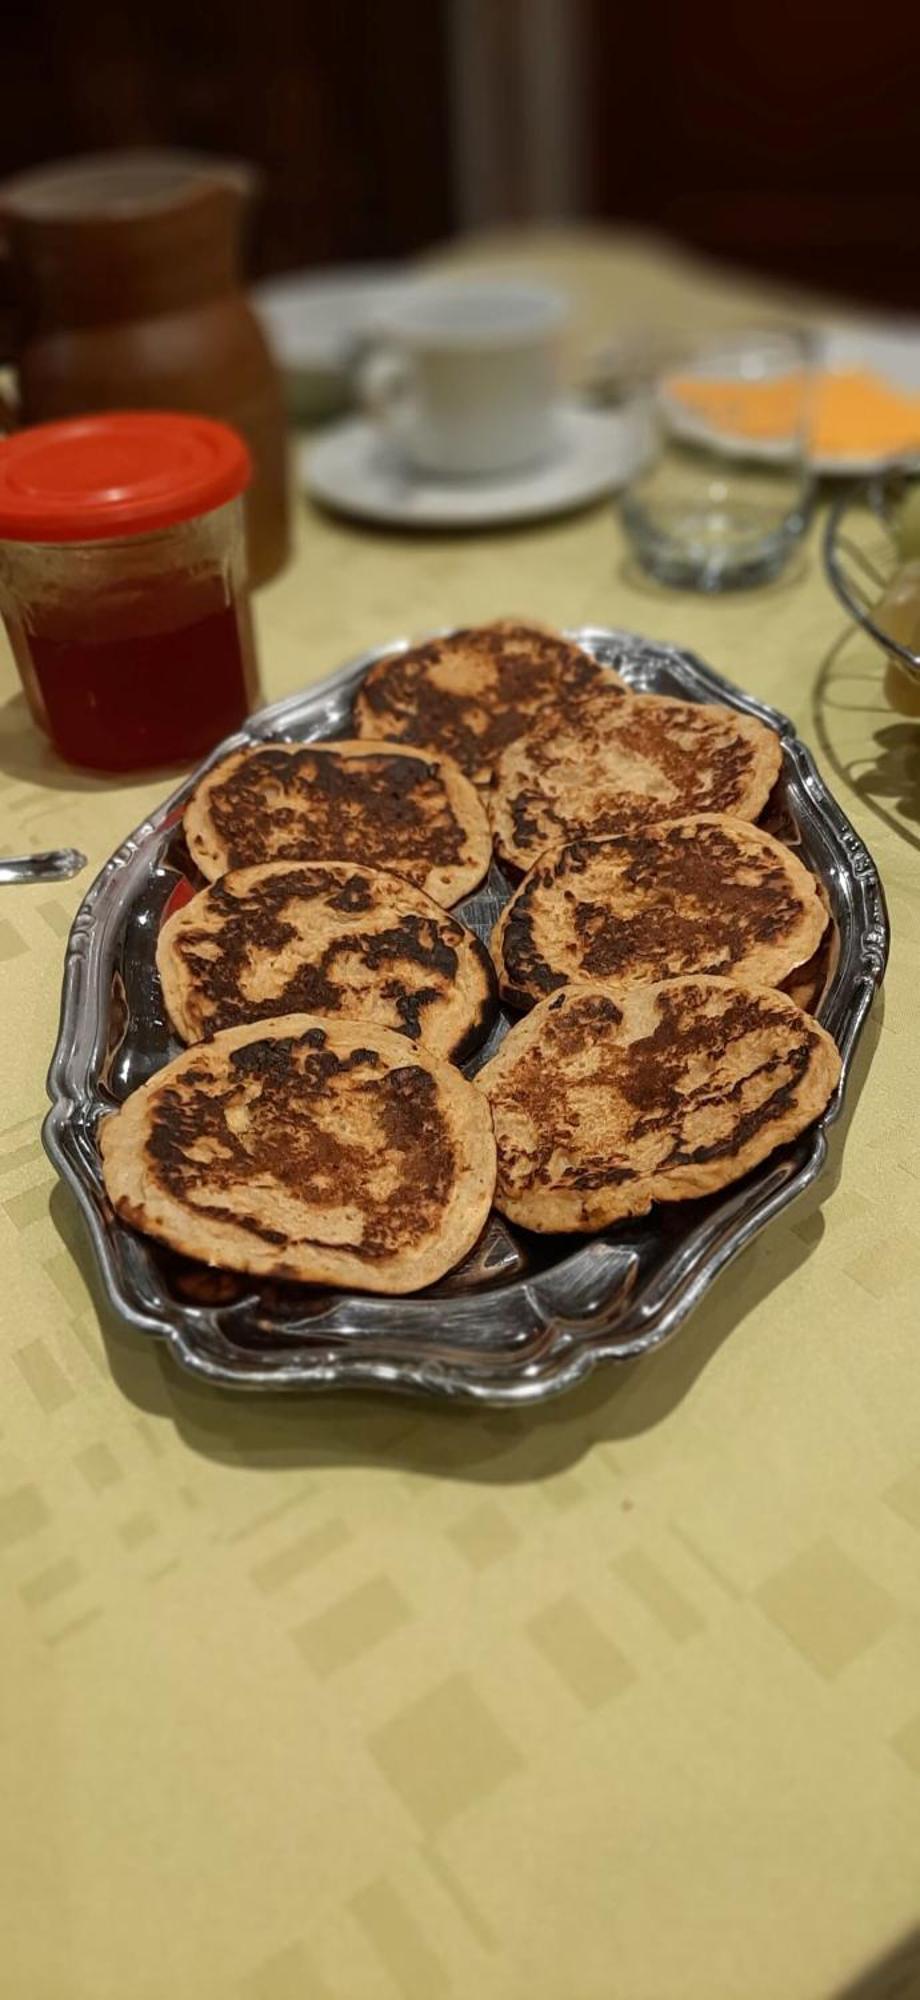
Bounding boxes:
[1,149,253,221]
[0,412,251,540]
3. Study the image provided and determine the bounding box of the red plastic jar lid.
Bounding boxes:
[0,411,252,542]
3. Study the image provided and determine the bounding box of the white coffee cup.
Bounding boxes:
[360,281,569,479]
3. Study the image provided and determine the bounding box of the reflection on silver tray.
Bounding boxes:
[43,628,889,1406]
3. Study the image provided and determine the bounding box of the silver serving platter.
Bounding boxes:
[43,627,889,1406]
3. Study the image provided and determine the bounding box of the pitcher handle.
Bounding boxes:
[0,232,21,431]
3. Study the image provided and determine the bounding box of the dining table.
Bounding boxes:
[2,224,919,2000]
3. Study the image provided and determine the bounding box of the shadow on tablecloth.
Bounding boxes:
[831,1924,920,2000]
[813,622,920,853]
[0,687,187,795]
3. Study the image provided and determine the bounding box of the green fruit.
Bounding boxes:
[896,484,920,558]
[876,559,920,654]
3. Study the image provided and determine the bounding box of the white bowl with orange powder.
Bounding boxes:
[663,326,920,475]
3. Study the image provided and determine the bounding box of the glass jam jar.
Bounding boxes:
[0,412,260,772]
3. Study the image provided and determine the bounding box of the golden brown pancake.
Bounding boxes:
[100,1014,497,1294]
[488,690,782,872]
[493,817,827,1009]
[781,926,834,1014]
[184,739,491,907]
[477,976,840,1231]
[157,860,497,1062]
[352,621,626,784]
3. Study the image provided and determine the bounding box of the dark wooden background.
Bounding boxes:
[1,0,919,309]
[585,0,920,313]
[0,0,454,275]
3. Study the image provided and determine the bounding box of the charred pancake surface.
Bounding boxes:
[100,1015,497,1294]
[489,691,782,872]
[353,621,625,784]
[494,817,827,1008]
[158,860,497,1061]
[184,739,491,907]
[477,976,840,1231]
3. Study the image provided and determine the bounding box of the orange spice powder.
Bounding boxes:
[668,368,920,457]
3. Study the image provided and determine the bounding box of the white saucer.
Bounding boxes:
[300,402,650,529]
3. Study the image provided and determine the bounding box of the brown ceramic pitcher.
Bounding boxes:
[0,149,290,586]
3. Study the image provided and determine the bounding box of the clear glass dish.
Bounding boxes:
[620,329,814,591]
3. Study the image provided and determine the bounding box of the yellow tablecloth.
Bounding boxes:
[2,230,919,2000]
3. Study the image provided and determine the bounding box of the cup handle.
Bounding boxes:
[356,344,416,448]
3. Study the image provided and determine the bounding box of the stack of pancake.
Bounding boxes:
[100,621,841,1293]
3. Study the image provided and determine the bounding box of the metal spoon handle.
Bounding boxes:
[0,848,87,885]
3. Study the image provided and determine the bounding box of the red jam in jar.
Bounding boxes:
[0,412,260,773]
